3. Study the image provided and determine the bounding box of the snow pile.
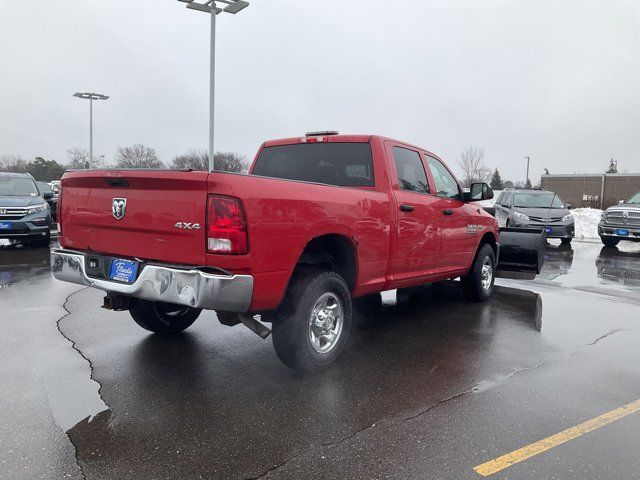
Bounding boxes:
[571,208,602,240]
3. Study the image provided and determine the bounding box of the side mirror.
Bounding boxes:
[619,200,625,205]
[43,192,53,200]
[466,182,494,202]
[566,203,573,210]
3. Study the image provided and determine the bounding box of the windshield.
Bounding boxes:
[627,192,640,204]
[0,177,39,196]
[513,192,565,209]
[37,182,53,195]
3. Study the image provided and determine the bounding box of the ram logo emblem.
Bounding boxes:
[112,198,127,220]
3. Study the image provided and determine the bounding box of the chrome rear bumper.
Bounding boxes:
[51,249,253,312]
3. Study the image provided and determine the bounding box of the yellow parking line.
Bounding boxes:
[474,398,640,477]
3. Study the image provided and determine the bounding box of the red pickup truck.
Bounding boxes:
[53,133,506,372]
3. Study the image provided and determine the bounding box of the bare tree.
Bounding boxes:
[171,150,209,171]
[213,152,248,173]
[66,147,90,169]
[171,150,248,173]
[0,154,28,173]
[457,146,491,187]
[115,144,163,169]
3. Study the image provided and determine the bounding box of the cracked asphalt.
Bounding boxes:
[1,239,640,479]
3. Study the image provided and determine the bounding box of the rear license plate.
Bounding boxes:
[545,227,552,234]
[108,258,139,284]
[0,222,13,230]
[616,229,629,236]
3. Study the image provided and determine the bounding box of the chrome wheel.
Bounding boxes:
[481,256,493,292]
[308,292,344,354]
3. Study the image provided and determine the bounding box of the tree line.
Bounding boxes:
[0,145,248,182]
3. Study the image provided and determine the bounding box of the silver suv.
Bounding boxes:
[598,191,640,247]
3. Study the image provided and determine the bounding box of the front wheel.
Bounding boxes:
[272,271,352,373]
[461,244,496,302]
[600,236,620,248]
[129,300,201,334]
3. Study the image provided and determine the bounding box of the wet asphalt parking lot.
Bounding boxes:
[1,239,640,479]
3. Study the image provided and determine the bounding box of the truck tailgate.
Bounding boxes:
[59,170,210,266]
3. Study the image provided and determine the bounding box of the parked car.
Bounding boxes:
[51,132,543,372]
[37,181,58,221]
[0,172,51,246]
[50,180,61,194]
[598,191,640,247]
[494,188,575,244]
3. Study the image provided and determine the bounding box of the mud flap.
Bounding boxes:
[496,227,547,280]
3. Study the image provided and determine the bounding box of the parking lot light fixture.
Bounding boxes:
[73,92,109,169]
[177,0,250,172]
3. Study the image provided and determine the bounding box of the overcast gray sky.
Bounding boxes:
[1,0,638,182]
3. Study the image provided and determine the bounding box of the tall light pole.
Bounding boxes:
[524,156,530,187]
[177,0,249,171]
[73,92,109,169]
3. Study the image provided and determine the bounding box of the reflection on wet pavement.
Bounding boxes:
[596,246,640,290]
[0,243,51,288]
[3,239,640,479]
[502,239,640,295]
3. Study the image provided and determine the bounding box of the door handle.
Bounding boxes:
[400,204,415,212]
[443,209,454,216]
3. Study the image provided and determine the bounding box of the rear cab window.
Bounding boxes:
[252,143,374,187]
[391,146,430,194]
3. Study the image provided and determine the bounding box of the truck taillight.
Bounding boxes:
[206,195,248,255]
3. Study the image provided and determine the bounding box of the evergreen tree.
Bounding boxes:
[489,168,504,190]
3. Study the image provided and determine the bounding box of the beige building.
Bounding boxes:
[541,174,640,210]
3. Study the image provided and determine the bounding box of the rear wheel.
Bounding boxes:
[600,236,620,248]
[129,300,201,334]
[461,244,496,302]
[272,271,352,373]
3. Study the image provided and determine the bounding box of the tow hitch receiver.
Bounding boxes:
[496,227,547,279]
[102,294,132,311]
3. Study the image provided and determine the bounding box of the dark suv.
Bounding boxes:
[37,181,58,221]
[0,172,52,246]
[494,188,575,244]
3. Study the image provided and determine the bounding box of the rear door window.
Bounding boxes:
[252,143,374,187]
[391,147,430,194]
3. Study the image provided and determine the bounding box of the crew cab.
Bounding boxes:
[52,133,505,372]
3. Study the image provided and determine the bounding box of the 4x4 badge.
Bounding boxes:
[112,198,127,220]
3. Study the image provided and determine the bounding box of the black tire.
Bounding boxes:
[461,243,496,302]
[560,237,572,245]
[600,236,620,248]
[272,271,352,373]
[129,300,201,334]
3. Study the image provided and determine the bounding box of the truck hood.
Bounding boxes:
[608,203,640,211]
[0,195,45,207]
